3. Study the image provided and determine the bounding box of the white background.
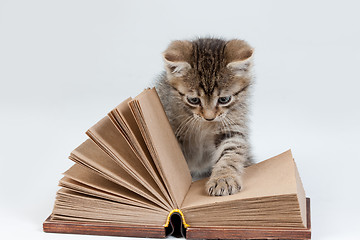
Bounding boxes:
[1,0,359,239]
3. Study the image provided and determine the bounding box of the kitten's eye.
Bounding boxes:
[187,97,201,105]
[218,96,232,104]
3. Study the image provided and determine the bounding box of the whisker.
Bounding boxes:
[175,115,193,137]
[184,118,197,153]
[223,116,245,138]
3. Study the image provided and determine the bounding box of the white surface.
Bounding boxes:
[1,0,360,239]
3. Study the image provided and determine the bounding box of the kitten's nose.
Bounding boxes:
[203,109,216,121]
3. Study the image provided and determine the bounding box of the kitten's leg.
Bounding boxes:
[206,136,251,196]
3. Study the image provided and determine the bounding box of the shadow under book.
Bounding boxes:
[43,88,311,239]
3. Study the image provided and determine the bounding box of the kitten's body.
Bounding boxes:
[155,38,254,196]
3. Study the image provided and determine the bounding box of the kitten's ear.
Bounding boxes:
[225,39,254,76]
[163,40,192,77]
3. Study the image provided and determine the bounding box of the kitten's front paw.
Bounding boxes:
[206,174,242,196]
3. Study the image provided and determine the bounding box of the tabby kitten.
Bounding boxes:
[155,38,254,196]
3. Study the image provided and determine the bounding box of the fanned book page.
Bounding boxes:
[45,88,310,239]
[129,89,192,208]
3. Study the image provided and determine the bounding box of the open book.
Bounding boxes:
[44,88,311,239]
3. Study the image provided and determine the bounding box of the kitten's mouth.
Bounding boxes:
[204,113,226,123]
[194,114,222,123]
[201,116,221,123]
[204,118,215,122]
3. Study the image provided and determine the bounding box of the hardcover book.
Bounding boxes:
[43,88,311,239]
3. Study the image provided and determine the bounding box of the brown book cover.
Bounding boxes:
[43,88,311,239]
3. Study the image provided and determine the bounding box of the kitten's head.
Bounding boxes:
[162,38,253,122]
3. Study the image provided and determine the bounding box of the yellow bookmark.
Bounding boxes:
[163,209,190,228]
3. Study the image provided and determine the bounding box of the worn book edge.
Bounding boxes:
[43,198,311,239]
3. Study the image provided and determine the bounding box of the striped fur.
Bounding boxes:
[155,38,254,196]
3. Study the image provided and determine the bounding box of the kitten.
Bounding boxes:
[155,38,254,196]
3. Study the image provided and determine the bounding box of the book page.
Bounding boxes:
[180,150,307,228]
[130,88,192,208]
[70,138,171,210]
[52,188,168,226]
[294,160,307,228]
[86,116,173,209]
[181,150,300,209]
[62,163,162,210]
[108,99,172,206]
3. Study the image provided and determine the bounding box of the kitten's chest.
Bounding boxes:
[179,123,217,175]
